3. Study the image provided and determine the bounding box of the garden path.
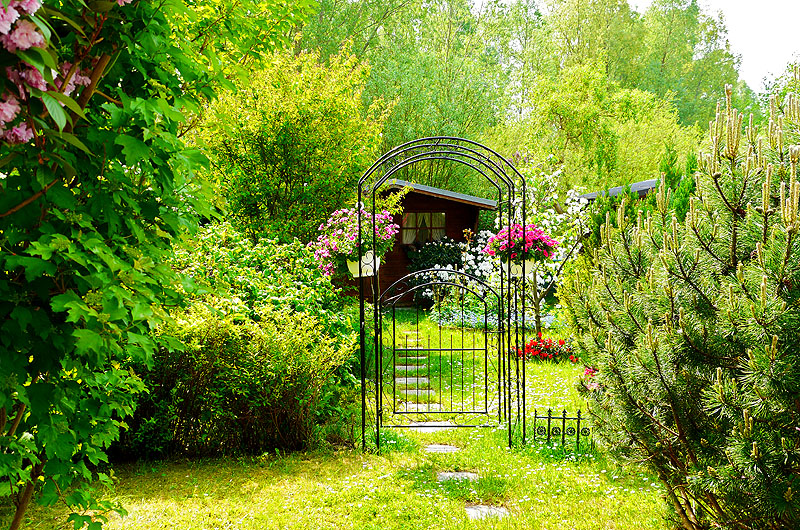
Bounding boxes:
[410,424,510,522]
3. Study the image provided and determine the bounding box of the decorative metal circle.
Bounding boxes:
[566,427,576,436]
[551,426,561,436]
[580,427,591,436]
[536,426,547,436]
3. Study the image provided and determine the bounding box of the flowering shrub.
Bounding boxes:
[311,206,399,275]
[483,223,558,263]
[516,333,577,362]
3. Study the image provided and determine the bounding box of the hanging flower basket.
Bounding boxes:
[310,206,399,277]
[346,250,381,277]
[483,223,558,277]
[505,258,536,278]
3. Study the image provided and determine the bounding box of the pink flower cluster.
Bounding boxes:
[483,223,558,263]
[310,207,399,276]
[1,0,43,52]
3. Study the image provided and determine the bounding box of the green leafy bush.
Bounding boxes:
[119,305,354,457]
[200,50,388,243]
[561,85,800,529]
[114,223,359,457]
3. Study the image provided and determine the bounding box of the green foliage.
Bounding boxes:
[200,50,388,243]
[118,304,354,457]
[406,237,464,272]
[0,0,313,526]
[171,222,343,320]
[560,86,800,529]
[492,62,701,192]
[115,222,359,458]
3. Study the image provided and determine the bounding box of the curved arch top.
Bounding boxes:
[357,137,524,196]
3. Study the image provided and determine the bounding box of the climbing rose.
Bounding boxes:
[0,94,20,125]
[1,19,45,52]
[0,3,20,35]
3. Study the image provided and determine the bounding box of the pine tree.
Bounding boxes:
[561,80,800,529]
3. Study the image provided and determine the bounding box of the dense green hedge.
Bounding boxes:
[113,223,358,458]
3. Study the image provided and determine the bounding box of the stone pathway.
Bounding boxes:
[394,342,509,522]
[424,443,459,453]
[407,421,454,432]
[395,377,429,386]
[437,471,478,482]
[420,440,509,521]
[465,505,510,520]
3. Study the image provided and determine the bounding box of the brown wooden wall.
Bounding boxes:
[339,191,487,302]
[378,192,482,296]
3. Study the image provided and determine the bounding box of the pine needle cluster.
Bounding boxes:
[561,78,800,529]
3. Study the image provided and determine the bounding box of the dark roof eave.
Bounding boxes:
[580,178,659,201]
[385,178,497,210]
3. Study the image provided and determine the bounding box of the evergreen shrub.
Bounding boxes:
[561,85,800,529]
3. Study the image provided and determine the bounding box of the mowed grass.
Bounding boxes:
[3,312,669,529]
[4,426,668,530]
[3,366,669,530]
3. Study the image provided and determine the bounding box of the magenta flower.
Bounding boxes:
[482,223,558,263]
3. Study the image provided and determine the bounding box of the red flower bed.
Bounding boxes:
[517,333,578,363]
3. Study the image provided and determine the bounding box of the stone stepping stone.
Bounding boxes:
[424,444,460,454]
[395,365,423,372]
[437,471,478,482]
[397,356,426,363]
[399,402,442,412]
[401,389,435,397]
[395,377,429,386]
[408,421,454,432]
[465,505,510,520]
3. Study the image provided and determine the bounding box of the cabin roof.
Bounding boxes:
[580,179,659,202]
[385,178,497,210]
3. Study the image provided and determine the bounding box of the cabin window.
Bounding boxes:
[401,212,446,245]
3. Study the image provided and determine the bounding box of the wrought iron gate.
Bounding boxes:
[378,272,504,429]
[357,137,530,450]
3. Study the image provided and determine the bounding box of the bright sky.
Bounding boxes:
[629,0,800,92]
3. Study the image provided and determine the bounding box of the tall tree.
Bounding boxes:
[638,0,742,125]
[200,50,388,243]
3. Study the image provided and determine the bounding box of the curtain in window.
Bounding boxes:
[402,213,416,244]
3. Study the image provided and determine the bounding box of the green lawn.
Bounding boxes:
[3,311,670,529]
[6,425,668,530]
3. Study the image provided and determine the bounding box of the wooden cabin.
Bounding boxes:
[376,179,497,295]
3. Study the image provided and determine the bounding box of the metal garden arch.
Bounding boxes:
[356,137,531,450]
